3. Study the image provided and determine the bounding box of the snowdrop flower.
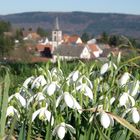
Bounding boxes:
[56,92,82,114]
[52,122,76,140]
[128,80,139,97]
[43,82,60,96]
[51,67,63,76]
[51,68,64,81]
[100,111,114,129]
[67,70,81,84]
[32,107,54,125]
[119,92,135,108]
[31,75,47,89]
[23,76,35,88]
[131,107,140,123]
[100,63,109,75]
[119,72,130,87]
[76,83,93,100]
[6,106,20,118]
[77,75,93,89]
[8,92,26,107]
[122,107,140,124]
[27,92,46,106]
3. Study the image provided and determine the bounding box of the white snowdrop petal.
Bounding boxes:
[56,95,63,108]
[6,106,14,117]
[57,125,66,140]
[44,110,54,125]
[36,92,45,101]
[64,92,74,108]
[23,76,34,88]
[128,95,135,107]
[73,99,82,114]
[47,83,57,96]
[32,109,42,122]
[132,108,140,123]
[110,97,115,105]
[100,63,109,75]
[131,81,139,97]
[119,94,128,106]
[100,112,110,129]
[84,86,93,100]
[72,71,79,82]
[119,72,130,86]
[15,93,26,107]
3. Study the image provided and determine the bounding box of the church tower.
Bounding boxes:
[52,17,62,50]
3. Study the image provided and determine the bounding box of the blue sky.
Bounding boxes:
[0,0,140,15]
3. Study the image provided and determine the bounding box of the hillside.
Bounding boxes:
[0,11,140,39]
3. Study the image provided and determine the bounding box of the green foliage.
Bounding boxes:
[0,73,10,139]
[100,32,109,43]
[81,32,90,43]
[0,21,11,35]
[15,28,23,41]
[37,27,48,37]
[1,53,140,139]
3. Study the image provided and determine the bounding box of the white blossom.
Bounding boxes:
[8,92,26,107]
[119,72,130,87]
[52,122,75,140]
[43,82,60,96]
[119,92,135,108]
[27,92,46,107]
[100,111,114,129]
[67,70,80,84]
[122,107,140,124]
[23,76,35,88]
[56,92,82,114]
[100,63,109,75]
[6,106,20,118]
[32,107,54,125]
[31,75,47,89]
[131,107,140,123]
[76,84,93,100]
[128,80,139,97]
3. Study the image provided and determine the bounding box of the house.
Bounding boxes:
[53,44,92,61]
[86,43,103,58]
[63,34,83,45]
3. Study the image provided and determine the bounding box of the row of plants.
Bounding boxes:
[0,53,140,140]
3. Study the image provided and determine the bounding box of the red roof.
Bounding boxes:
[88,44,99,52]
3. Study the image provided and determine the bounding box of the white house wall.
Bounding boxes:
[80,47,91,59]
[93,51,100,58]
[76,38,83,44]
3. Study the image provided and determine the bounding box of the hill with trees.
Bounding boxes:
[0,11,140,41]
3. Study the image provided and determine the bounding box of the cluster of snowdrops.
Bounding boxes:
[6,53,140,139]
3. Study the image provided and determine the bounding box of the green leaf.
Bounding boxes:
[108,112,140,137]
[0,73,10,139]
[18,122,26,140]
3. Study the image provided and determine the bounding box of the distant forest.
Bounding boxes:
[0,11,140,41]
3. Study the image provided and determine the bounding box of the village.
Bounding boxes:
[7,17,119,63]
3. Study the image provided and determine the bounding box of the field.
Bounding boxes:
[0,53,140,140]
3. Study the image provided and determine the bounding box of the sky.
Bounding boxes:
[0,0,140,15]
